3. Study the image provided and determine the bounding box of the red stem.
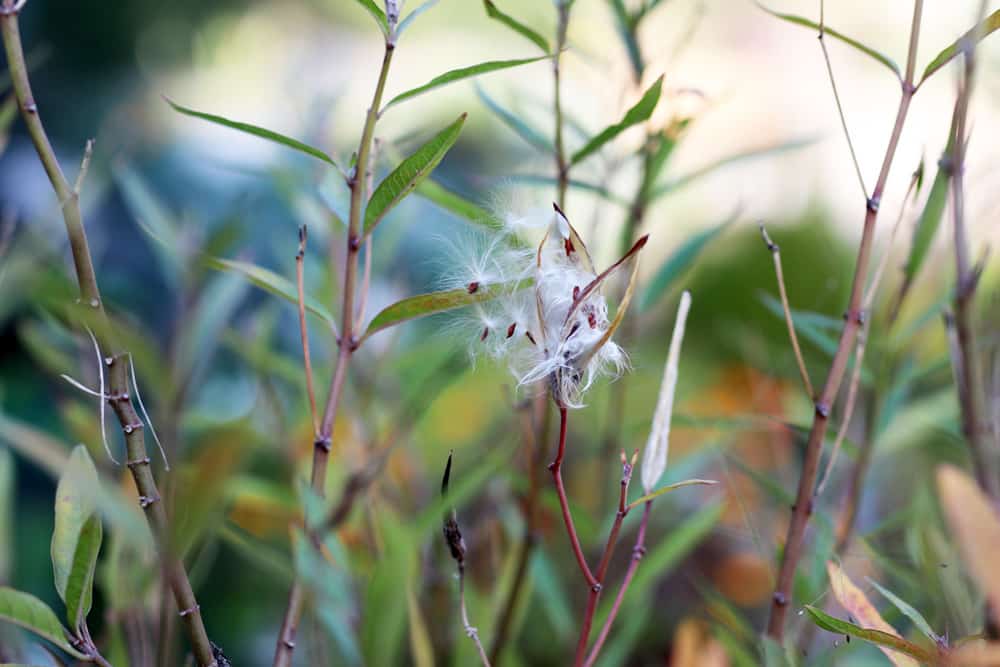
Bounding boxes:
[549,405,597,587]
[582,501,653,667]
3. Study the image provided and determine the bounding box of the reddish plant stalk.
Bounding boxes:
[549,405,598,587]
[582,501,653,667]
[766,0,924,640]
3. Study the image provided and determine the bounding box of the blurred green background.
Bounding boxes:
[1,0,999,665]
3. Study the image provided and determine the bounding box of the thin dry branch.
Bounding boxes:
[295,225,319,435]
[760,223,814,399]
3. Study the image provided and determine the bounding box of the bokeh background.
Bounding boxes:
[1,0,999,665]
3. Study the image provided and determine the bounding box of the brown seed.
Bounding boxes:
[480,326,489,341]
[467,281,479,294]
[525,331,537,345]
[506,322,517,338]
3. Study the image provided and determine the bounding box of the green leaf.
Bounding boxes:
[475,84,554,154]
[382,56,551,110]
[204,257,337,329]
[51,446,99,603]
[609,0,643,78]
[63,514,102,631]
[919,9,1000,85]
[571,76,663,165]
[638,217,732,312]
[755,3,901,78]
[414,178,502,230]
[363,114,467,235]
[626,479,717,511]
[0,588,84,659]
[482,0,550,52]
[360,279,531,343]
[0,449,12,582]
[397,0,439,35]
[803,606,934,662]
[649,137,816,202]
[167,98,340,169]
[352,0,389,36]
[866,578,938,642]
[901,126,954,294]
[113,165,183,283]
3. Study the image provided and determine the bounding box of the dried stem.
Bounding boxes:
[947,2,997,500]
[295,225,319,435]
[765,0,923,640]
[272,39,395,667]
[818,0,869,200]
[459,564,491,667]
[760,223,815,400]
[0,5,217,664]
[549,405,598,587]
[582,501,653,667]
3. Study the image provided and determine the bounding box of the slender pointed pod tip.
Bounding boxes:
[442,451,454,496]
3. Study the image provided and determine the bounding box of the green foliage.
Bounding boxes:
[51,446,99,604]
[63,514,101,631]
[351,0,389,37]
[167,98,341,169]
[363,114,467,235]
[639,216,732,312]
[0,588,85,659]
[382,56,551,110]
[570,76,663,165]
[482,0,550,52]
[919,8,1000,85]
[804,606,935,663]
[755,3,901,78]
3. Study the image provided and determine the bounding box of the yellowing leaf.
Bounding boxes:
[937,465,1000,627]
[51,446,100,603]
[826,561,918,667]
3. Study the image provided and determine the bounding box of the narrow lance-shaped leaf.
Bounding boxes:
[639,215,732,312]
[640,290,691,493]
[52,446,99,602]
[899,117,956,308]
[475,83,554,154]
[0,587,86,659]
[382,56,551,110]
[627,478,716,510]
[64,514,102,631]
[363,113,466,235]
[919,9,1000,85]
[482,0,550,52]
[204,256,337,329]
[866,578,939,642]
[825,561,919,667]
[167,98,340,169]
[352,0,389,36]
[755,3,901,78]
[414,178,502,231]
[397,0,439,36]
[804,606,933,663]
[609,0,643,78]
[571,76,664,165]
[359,278,532,343]
[937,465,1000,627]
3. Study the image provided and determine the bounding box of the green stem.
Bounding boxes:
[0,6,217,665]
[554,1,570,207]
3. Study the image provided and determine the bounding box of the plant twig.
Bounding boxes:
[295,225,319,435]
[549,404,597,587]
[818,0,869,199]
[947,0,997,500]
[272,38,395,667]
[765,0,924,640]
[0,6,218,664]
[817,166,918,495]
[574,450,637,665]
[582,501,652,667]
[759,223,814,399]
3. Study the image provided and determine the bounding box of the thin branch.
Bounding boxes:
[73,138,93,196]
[272,39,396,667]
[553,1,571,208]
[0,7,218,662]
[759,223,814,399]
[548,405,598,588]
[818,0,868,199]
[766,0,923,640]
[574,450,637,666]
[459,566,491,667]
[817,166,918,494]
[295,225,319,436]
[582,501,653,667]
